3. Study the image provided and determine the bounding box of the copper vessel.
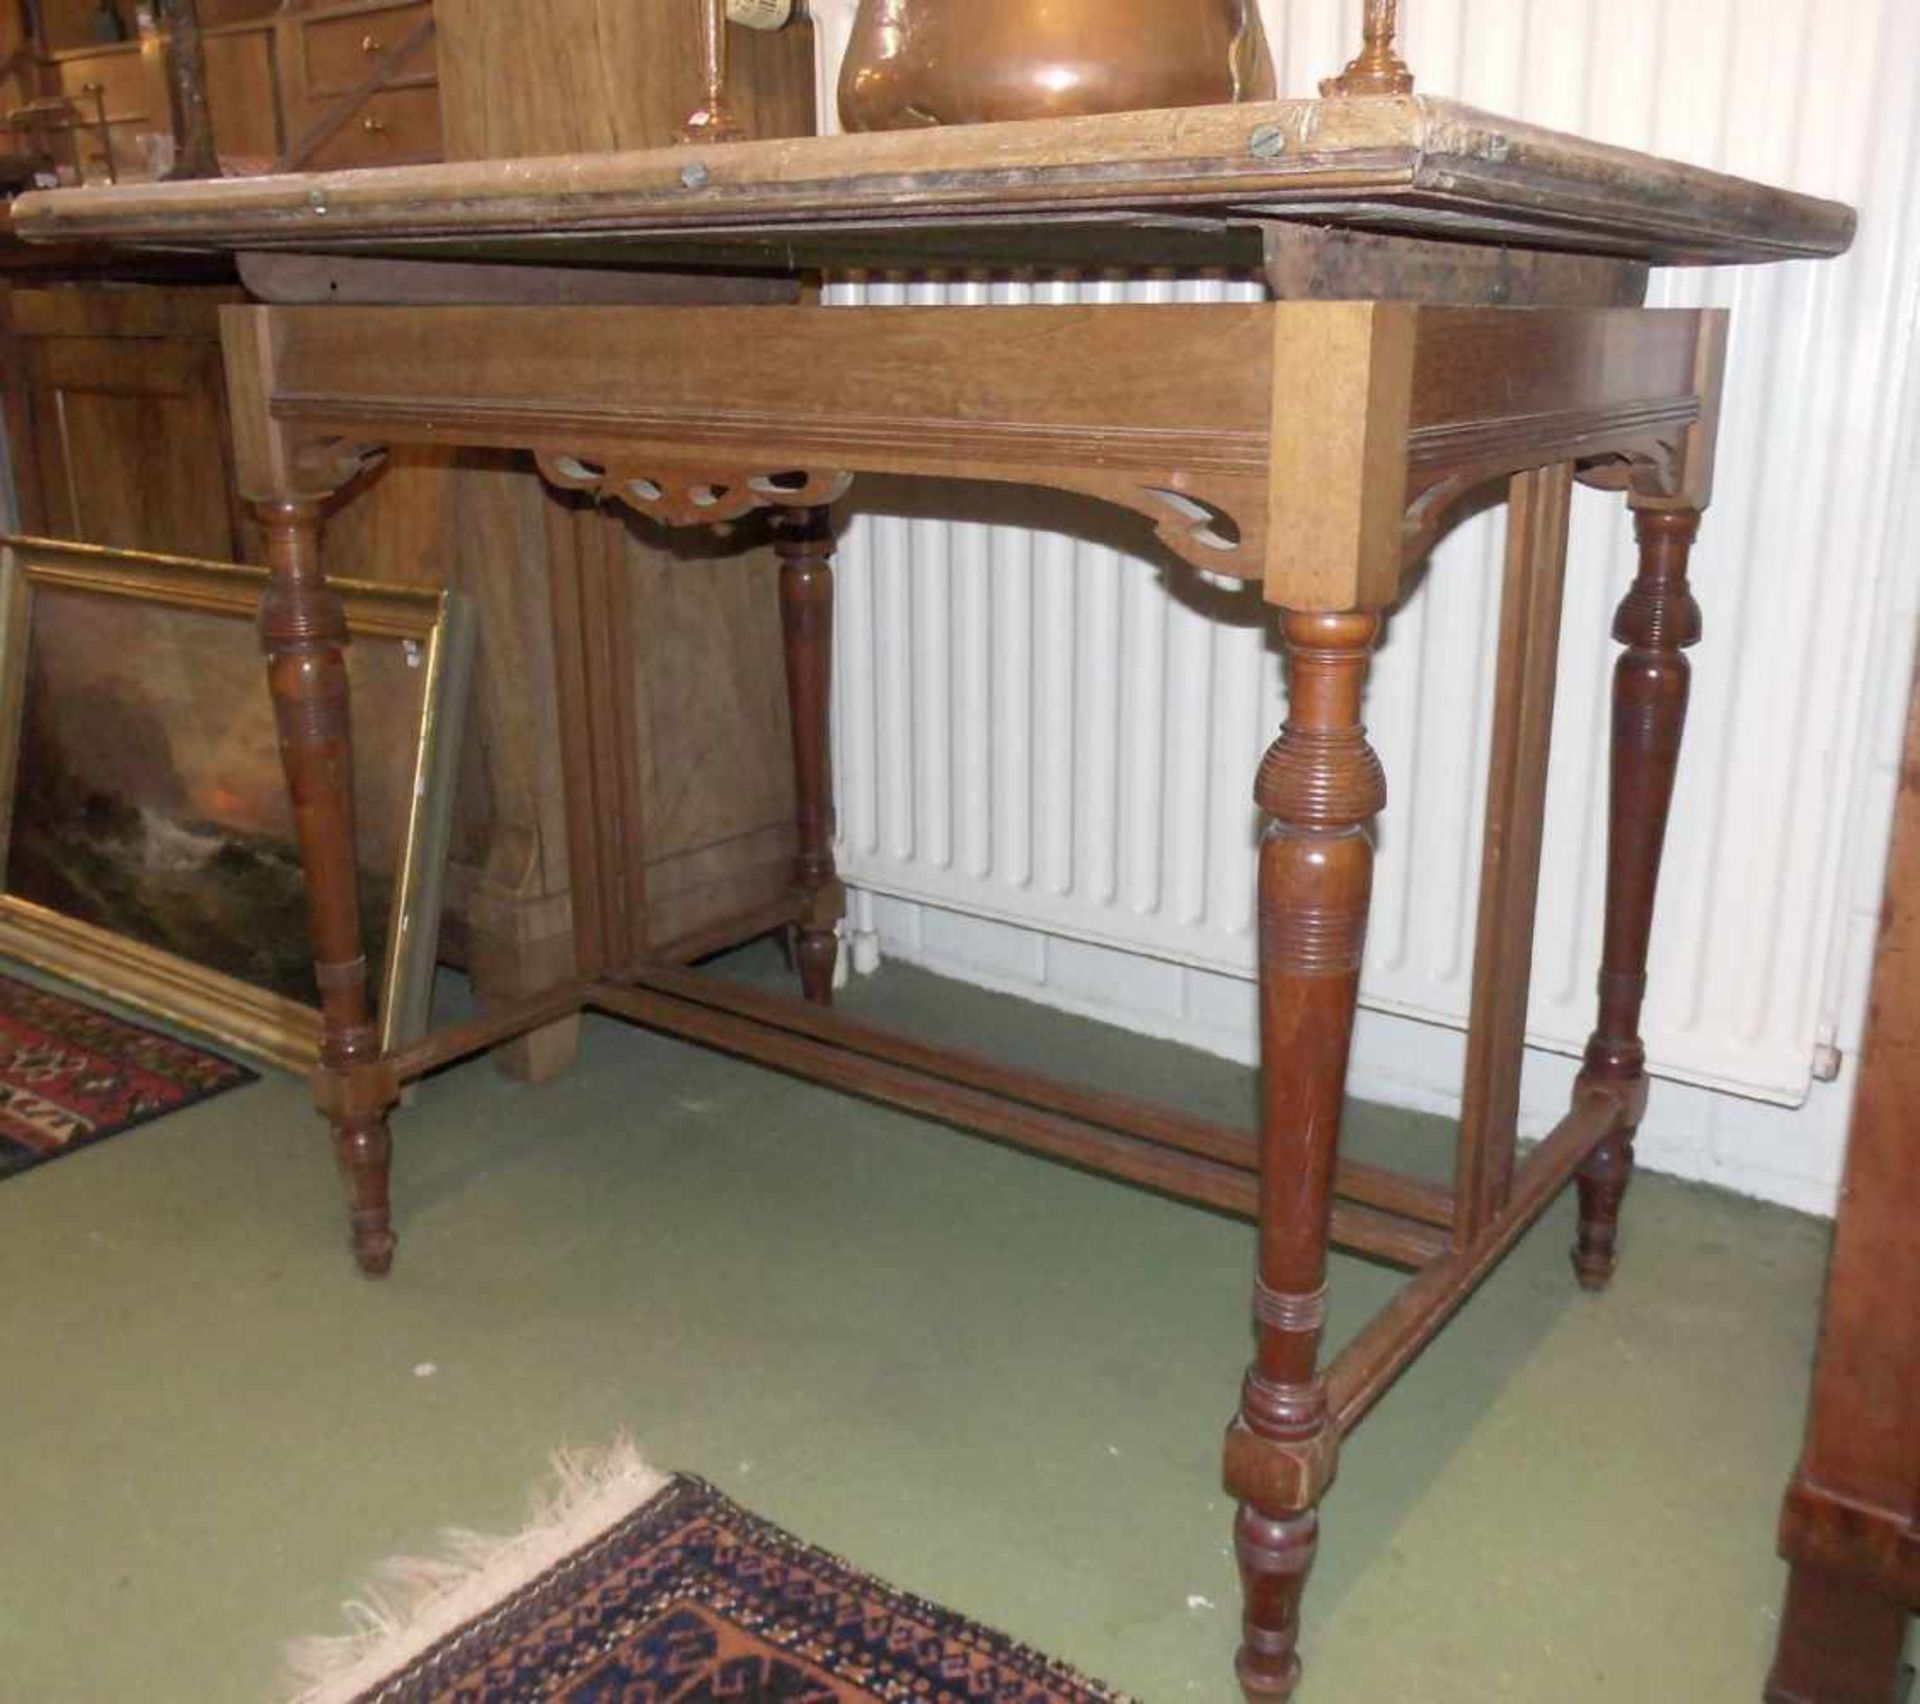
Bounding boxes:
[837,0,1275,132]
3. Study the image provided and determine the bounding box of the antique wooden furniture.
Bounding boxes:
[8,0,820,183]
[3,282,250,554]
[1766,650,1920,1704]
[203,0,444,175]
[14,19,1854,1694]
[0,0,445,183]
[0,0,819,1083]
[424,0,819,1076]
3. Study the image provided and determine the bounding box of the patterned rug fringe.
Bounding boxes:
[282,1437,670,1704]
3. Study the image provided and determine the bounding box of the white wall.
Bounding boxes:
[807,0,1920,1216]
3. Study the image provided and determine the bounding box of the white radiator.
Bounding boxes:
[806,1,1920,1198]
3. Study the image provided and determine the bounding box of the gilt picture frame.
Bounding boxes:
[0,538,474,1071]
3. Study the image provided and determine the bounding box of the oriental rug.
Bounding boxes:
[0,971,255,1178]
[288,1444,1131,1704]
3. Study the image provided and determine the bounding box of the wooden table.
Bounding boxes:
[15,87,1853,1699]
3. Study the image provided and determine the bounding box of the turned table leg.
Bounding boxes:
[258,500,400,1277]
[1225,610,1386,1700]
[775,503,844,1005]
[1573,506,1702,1290]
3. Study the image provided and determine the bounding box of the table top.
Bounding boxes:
[9,95,1854,272]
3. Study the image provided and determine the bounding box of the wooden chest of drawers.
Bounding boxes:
[205,0,444,172]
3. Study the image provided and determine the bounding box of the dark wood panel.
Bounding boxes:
[22,331,238,557]
[1768,648,1920,1700]
[203,25,282,162]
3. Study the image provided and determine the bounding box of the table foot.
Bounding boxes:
[794,927,838,1005]
[336,1117,397,1276]
[1234,1506,1315,1700]
[1572,1132,1631,1290]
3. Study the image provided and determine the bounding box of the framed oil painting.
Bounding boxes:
[0,538,474,1071]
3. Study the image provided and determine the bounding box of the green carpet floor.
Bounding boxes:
[0,946,1833,1702]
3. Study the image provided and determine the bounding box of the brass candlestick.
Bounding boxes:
[679,0,745,144]
[678,0,801,145]
[1323,0,1416,96]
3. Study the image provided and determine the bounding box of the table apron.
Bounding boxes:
[225,299,1722,611]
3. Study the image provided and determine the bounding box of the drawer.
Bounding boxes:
[301,2,435,98]
[302,84,441,168]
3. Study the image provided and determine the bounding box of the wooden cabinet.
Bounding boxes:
[1767,651,1920,1702]
[0,6,821,1081]
[40,41,170,179]
[201,25,281,161]
[203,0,444,173]
[46,44,152,121]
[400,0,822,1050]
[0,281,574,1069]
[9,0,449,183]
[4,285,248,558]
[13,0,823,189]
[540,499,800,977]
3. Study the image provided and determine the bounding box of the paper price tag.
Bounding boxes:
[726,0,793,28]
